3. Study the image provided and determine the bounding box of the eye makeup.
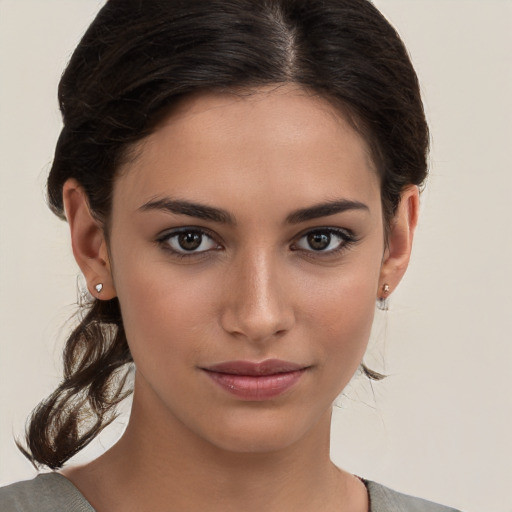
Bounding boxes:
[155,225,359,261]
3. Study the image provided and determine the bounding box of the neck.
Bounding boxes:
[64,377,367,512]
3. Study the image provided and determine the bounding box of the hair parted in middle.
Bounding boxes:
[20,0,429,470]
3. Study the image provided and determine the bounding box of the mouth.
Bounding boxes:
[201,359,309,400]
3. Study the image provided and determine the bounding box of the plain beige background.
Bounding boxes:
[0,1,511,511]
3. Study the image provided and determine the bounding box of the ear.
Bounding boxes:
[378,185,420,299]
[63,178,116,300]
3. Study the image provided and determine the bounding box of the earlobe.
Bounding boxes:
[62,178,116,300]
[378,185,420,298]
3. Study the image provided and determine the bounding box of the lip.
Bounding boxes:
[202,359,308,400]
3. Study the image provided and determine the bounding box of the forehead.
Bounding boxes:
[114,85,380,217]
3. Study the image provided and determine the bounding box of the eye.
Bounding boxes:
[293,228,355,254]
[157,228,220,256]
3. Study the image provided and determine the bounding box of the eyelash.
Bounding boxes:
[156,227,221,260]
[291,228,357,258]
[156,227,357,260]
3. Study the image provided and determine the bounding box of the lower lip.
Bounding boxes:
[204,369,306,400]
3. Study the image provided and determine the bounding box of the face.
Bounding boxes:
[107,85,386,453]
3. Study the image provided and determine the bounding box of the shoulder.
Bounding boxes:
[365,480,463,512]
[0,473,95,512]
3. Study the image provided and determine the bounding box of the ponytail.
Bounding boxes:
[18,299,132,469]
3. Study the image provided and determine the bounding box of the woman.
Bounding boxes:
[1,0,463,510]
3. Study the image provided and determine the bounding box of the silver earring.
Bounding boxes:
[95,283,103,294]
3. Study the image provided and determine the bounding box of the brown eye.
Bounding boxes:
[294,228,354,254]
[160,229,219,255]
[307,232,331,251]
[178,232,203,251]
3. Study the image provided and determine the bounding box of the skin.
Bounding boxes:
[61,85,419,512]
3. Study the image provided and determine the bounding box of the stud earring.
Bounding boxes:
[377,283,390,311]
[95,283,103,294]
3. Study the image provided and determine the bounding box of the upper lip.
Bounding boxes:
[203,359,306,376]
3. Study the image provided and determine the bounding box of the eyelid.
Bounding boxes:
[155,225,358,260]
[292,227,357,255]
[156,227,222,257]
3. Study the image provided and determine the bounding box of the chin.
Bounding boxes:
[197,406,331,455]
[207,428,303,454]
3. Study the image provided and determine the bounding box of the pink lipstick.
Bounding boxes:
[202,359,307,400]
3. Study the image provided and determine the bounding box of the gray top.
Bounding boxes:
[0,474,94,512]
[0,473,462,511]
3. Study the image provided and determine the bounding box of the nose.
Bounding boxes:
[219,250,295,344]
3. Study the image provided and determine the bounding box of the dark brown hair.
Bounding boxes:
[19,0,429,469]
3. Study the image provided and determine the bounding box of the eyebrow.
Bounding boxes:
[139,198,236,225]
[285,199,369,224]
[139,197,369,225]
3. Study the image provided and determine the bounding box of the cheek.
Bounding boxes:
[298,254,382,375]
[111,228,382,382]
[111,251,220,374]
[309,283,376,363]
[308,294,376,402]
